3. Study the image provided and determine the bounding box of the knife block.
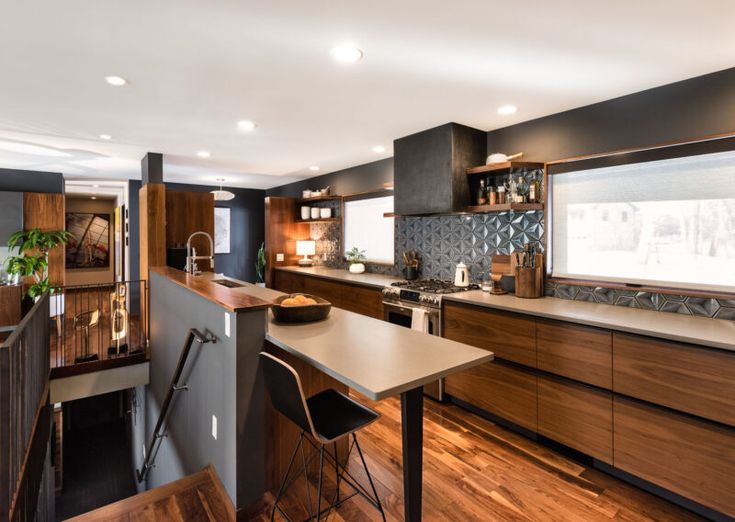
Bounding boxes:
[514,255,543,299]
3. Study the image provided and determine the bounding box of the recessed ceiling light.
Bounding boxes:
[309,165,320,172]
[197,150,211,159]
[331,45,363,63]
[91,196,97,200]
[372,145,386,153]
[99,134,112,140]
[93,184,100,188]
[104,75,127,87]
[497,104,517,115]
[237,120,257,132]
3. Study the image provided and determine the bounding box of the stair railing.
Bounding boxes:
[136,327,215,483]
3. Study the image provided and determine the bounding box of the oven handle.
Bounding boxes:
[382,301,439,316]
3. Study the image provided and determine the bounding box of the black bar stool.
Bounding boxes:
[260,352,386,521]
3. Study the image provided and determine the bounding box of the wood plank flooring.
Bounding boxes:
[255,395,704,522]
[66,465,235,522]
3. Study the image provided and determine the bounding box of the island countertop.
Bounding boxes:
[444,290,735,352]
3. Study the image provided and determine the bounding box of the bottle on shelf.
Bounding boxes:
[533,171,543,203]
[476,179,487,205]
[506,175,518,204]
[516,176,529,204]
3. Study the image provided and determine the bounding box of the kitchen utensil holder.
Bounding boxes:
[514,255,543,298]
[404,266,419,280]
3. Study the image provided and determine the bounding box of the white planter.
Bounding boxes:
[349,263,365,274]
[256,282,266,288]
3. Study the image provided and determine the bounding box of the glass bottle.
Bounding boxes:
[506,175,518,204]
[516,176,529,204]
[534,171,543,203]
[476,179,487,205]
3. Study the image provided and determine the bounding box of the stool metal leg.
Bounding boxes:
[333,442,340,505]
[272,431,304,522]
[316,445,325,521]
[354,433,386,521]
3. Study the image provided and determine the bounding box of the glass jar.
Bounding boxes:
[516,176,529,203]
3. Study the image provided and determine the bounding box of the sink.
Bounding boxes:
[212,279,245,289]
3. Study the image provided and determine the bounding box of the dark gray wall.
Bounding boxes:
[267,158,393,198]
[127,181,265,284]
[0,192,23,244]
[0,168,64,193]
[486,67,735,162]
[147,271,265,507]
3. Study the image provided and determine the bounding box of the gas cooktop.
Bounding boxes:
[390,279,480,294]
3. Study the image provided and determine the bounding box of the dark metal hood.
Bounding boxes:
[393,122,486,215]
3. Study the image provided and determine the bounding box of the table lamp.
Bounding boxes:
[296,240,316,266]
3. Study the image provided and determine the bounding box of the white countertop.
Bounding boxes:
[444,291,735,352]
[275,266,402,288]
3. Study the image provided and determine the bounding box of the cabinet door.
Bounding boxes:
[273,271,304,294]
[301,276,343,308]
[537,320,612,389]
[445,361,537,431]
[613,333,735,426]
[443,301,536,366]
[340,283,383,320]
[538,375,612,463]
[614,397,735,517]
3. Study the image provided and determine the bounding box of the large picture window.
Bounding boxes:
[343,195,394,264]
[549,139,735,293]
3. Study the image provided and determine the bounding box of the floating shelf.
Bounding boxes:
[465,203,544,213]
[297,218,341,224]
[466,161,544,176]
[297,195,343,203]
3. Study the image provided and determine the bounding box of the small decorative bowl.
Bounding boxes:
[271,294,332,323]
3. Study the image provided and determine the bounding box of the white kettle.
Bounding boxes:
[454,262,470,287]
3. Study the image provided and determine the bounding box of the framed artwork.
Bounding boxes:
[214,207,231,254]
[65,213,111,269]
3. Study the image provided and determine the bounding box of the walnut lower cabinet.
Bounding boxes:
[614,397,735,518]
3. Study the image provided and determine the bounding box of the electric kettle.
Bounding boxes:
[454,262,470,287]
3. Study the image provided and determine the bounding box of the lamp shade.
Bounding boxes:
[296,240,316,256]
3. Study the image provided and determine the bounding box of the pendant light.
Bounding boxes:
[211,178,235,201]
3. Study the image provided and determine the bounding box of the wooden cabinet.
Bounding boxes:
[0,285,22,327]
[442,302,537,366]
[445,361,537,431]
[614,397,735,517]
[537,375,612,463]
[300,276,343,306]
[340,283,383,320]
[537,320,612,389]
[613,333,735,427]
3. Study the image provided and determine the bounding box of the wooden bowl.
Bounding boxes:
[271,294,332,323]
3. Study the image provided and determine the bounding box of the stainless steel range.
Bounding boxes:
[382,279,480,401]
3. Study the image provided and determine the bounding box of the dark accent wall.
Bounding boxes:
[266,158,393,198]
[486,67,735,162]
[127,181,265,284]
[0,168,64,193]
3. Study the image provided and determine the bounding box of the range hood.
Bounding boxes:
[394,122,486,215]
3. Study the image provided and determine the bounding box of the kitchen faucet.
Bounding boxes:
[185,231,215,275]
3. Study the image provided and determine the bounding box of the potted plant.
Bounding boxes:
[4,228,71,299]
[255,242,266,287]
[345,247,367,274]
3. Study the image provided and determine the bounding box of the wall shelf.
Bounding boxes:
[466,161,544,176]
[297,195,343,203]
[465,203,544,213]
[297,218,341,224]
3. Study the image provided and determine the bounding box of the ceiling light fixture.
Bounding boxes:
[197,150,211,159]
[237,120,257,132]
[91,196,97,200]
[372,145,386,153]
[211,178,235,201]
[99,134,112,140]
[331,45,363,63]
[93,184,100,188]
[308,165,320,172]
[104,75,127,87]
[497,104,517,115]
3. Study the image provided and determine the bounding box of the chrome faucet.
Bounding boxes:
[185,231,215,275]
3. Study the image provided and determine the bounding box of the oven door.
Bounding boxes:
[382,301,444,401]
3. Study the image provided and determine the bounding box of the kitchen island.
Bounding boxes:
[145,267,493,521]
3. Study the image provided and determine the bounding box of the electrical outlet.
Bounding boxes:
[276,253,284,262]
[212,415,218,440]
[224,312,231,338]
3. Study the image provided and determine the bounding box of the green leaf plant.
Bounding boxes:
[4,228,71,299]
[255,242,266,283]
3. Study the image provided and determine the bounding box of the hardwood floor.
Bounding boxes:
[255,395,704,522]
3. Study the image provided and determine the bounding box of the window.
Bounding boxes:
[549,140,735,293]
[343,195,394,264]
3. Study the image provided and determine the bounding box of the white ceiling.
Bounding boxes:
[0,0,733,189]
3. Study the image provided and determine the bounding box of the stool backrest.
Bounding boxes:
[259,352,315,435]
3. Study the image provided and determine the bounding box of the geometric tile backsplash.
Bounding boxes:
[310,207,735,322]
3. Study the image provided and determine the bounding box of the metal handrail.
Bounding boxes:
[136,327,214,483]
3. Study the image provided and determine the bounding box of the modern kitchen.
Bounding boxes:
[1,3,734,521]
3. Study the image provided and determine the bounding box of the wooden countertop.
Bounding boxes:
[275,266,402,288]
[149,267,272,313]
[444,291,735,352]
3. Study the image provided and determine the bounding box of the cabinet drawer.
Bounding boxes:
[443,302,536,367]
[537,320,611,389]
[614,397,735,517]
[445,361,537,431]
[538,376,612,463]
[613,333,735,426]
[301,276,343,307]
[273,271,304,294]
[340,283,383,320]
